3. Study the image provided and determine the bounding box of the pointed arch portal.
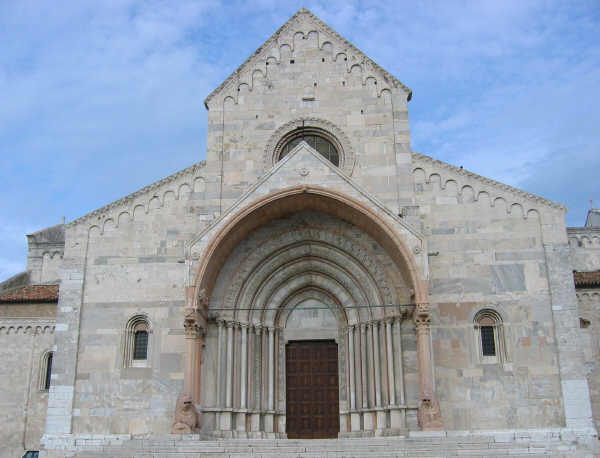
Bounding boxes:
[183,186,442,437]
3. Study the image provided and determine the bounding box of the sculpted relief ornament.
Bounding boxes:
[171,393,200,434]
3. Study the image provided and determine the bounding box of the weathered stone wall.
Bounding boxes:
[203,9,413,215]
[568,228,600,271]
[46,163,213,437]
[26,224,65,284]
[578,290,600,432]
[0,314,55,458]
[36,8,596,446]
[412,153,593,430]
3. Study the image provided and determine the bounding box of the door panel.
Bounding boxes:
[286,340,339,439]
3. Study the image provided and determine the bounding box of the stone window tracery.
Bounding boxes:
[123,315,151,367]
[474,309,507,364]
[278,131,340,166]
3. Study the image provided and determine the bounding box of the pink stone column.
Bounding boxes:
[183,307,205,404]
[414,303,443,430]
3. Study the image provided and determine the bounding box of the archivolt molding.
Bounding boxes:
[214,224,399,324]
[275,287,346,329]
[70,161,208,233]
[412,152,563,216]
[0,318,56,335]
[263,118,356,176]
[204,8,410,109]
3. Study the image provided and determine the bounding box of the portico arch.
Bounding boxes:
[191,186,427,306]
[183,186,442,436]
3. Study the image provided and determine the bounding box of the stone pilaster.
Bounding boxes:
[414,303,443,430]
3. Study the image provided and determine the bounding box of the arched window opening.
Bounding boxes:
[124,315,151,367]
[134,330,149,360]
[474,309,507,364]
[277,129,340,166]
[480,325,496,356]
[39,351,54,391]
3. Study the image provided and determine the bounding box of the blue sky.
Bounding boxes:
[1,0,599,281]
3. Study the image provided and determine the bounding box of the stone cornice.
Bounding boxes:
[412,152,565,211]
[67,161,206,228]
[203,8,411,108]
[568,227,600,236]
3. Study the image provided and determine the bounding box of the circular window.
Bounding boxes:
[278,130,340,166]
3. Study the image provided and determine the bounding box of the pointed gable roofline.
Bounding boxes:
[203,8,412,109]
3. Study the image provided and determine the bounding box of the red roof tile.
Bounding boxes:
[0,285,59,303]
[574,271,600,288]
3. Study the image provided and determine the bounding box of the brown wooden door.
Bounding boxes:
[286,340,339,439]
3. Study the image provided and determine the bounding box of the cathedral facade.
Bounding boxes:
[1,9,599,457]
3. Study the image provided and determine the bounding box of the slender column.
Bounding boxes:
[348,326,356,409]
[240,324,248,408]
[267,327,275,410]
[394,318,405,405]
[414,304,443,430]
[216,320,224,406]
[360,323,368,408]
[373,321,382,407]
[385,319,396,406]
[225,322,234,408]
[250,326,262,434]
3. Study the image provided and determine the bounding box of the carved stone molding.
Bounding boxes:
[171,392,200,434]
[413,303,431,330]
[203,8,411,108]
[263,117,356,176]
[417,398,443,431]
[183,307,205,339]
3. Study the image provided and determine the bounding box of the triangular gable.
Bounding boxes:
[203,8,412,108]
[190,141,423,252]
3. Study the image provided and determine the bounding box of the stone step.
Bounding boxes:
[41,433,600,458]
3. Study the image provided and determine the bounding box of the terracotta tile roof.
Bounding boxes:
[574,271,600,288]
[0,285,59,303]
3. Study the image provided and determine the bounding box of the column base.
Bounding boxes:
[351,412,361,432]
[219,411,232,431]
[390,408,407,430]
[363,411,376,432]
[263,413,274,433]
[235,412,247,433]
[375,410,387,436]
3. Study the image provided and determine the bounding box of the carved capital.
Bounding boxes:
[183,307,205,339]
[414,303,431,331]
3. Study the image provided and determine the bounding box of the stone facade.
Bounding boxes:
[0,8,599,457]
[568,210,600,434]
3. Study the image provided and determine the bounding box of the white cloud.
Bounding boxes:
[0,0,598,277]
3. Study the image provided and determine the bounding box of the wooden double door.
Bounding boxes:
[285,340,340,438]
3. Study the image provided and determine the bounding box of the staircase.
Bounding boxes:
[41,430,600,457]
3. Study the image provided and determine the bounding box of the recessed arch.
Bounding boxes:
[263,118,356,175]
[191,185,427,311]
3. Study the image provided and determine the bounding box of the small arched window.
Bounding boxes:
[39,351,54,391]
[124,315,151,367]
[277,129,340,166]
[474,309,507,364]
[134,329,149,360]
